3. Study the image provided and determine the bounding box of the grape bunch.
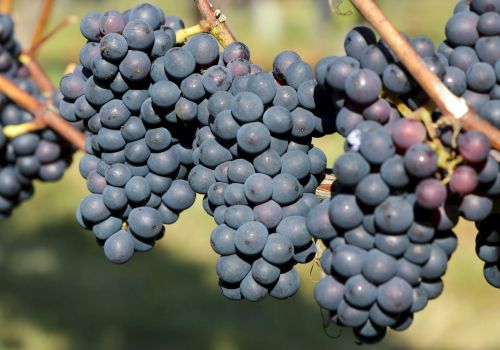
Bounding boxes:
[309,120,458,343]
[439,0,500,125]
[59,4,214,263]
[436,0,500,287]
[310,0,499,341]
[435,0,500,221]
[475,213,500,287]
[61,1,499,333]
[303,20,500,341]
[191,47,335,301]
[0,14,73,220]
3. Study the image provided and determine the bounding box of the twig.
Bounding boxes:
[0,0,12,14]
[30,0,55,52]
[0,75,85,150]
[19,52,55,95]
[175,24,207,44]
[381,91,414,118]
[29,16,78,55]
[350,0,500,151]
[194,0,237,47]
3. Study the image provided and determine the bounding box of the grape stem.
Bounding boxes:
[435,115,462,149]
[381,91,414,118]
[194,0,237,47]
[0,74,85,150]
[29,16,79,55]
[0,0,12,14]
[19,52,56,96]
[0,3,85,150]
[349,0,500,151]
[30,0,55,52]
[440,156,463,185]
[175,24,207,44]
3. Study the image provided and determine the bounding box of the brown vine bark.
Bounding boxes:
[0,2,85,151]
[20,53,56,95]
[194,0,238,47]
[0,75,85,150]
[30,0,55,51]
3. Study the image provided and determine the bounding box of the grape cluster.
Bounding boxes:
[475,213,500,287]
[436,0,500,288]
[439,0,500,126]
[193,48,335,301]
[309,121,458,343]
[60,4,206,263]
[435,0,500,228]
[0,14,73,220]
[304,23,485,342]
[306,0,500,336]
[64,1,499,326]
[449,130,498,222]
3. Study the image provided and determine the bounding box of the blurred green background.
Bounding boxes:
[0,1,498,349]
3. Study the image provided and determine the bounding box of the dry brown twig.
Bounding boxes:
[30,16,78,55]
[0,1,85,150]
[194,0,237,47]
[30,0,55,50]
[19,52,55,95]
[0,74,85,150]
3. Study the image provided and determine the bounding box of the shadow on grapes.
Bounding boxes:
[0,218,409,350]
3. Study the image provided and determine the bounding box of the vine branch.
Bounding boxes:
[350,0,500,151]
[194,0,237,47]
[29,15,78,55]
[0,75,85,150]
[19,52,55,95]
[0,1,86,151]
[30,0,55,51]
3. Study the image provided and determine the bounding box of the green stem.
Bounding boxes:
[175,24,207,44]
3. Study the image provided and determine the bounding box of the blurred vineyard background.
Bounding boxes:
[0,0,498,349]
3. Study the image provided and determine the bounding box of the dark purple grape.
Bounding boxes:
[273,50,301,83]
[345,69,382,105]
[80,12,102,41]
[458,131,491,163]
[375,197,414,234]
[449,165,478,195]
[416,179,447,209]
[223,41,250,64]
[475,36,500,66]
[99,10,126,36]
[163,16,185,31]
[477,11,500,35]
[391,119,427,150]
[449,46,479,70]
[186,33,220,67]
[362,99,391,124]
[325,57,360,90]
[445,11,479,46]
[411,35,435,57]
[443,66,467,96]
[404,143,438,178]
[466,62,496,93]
